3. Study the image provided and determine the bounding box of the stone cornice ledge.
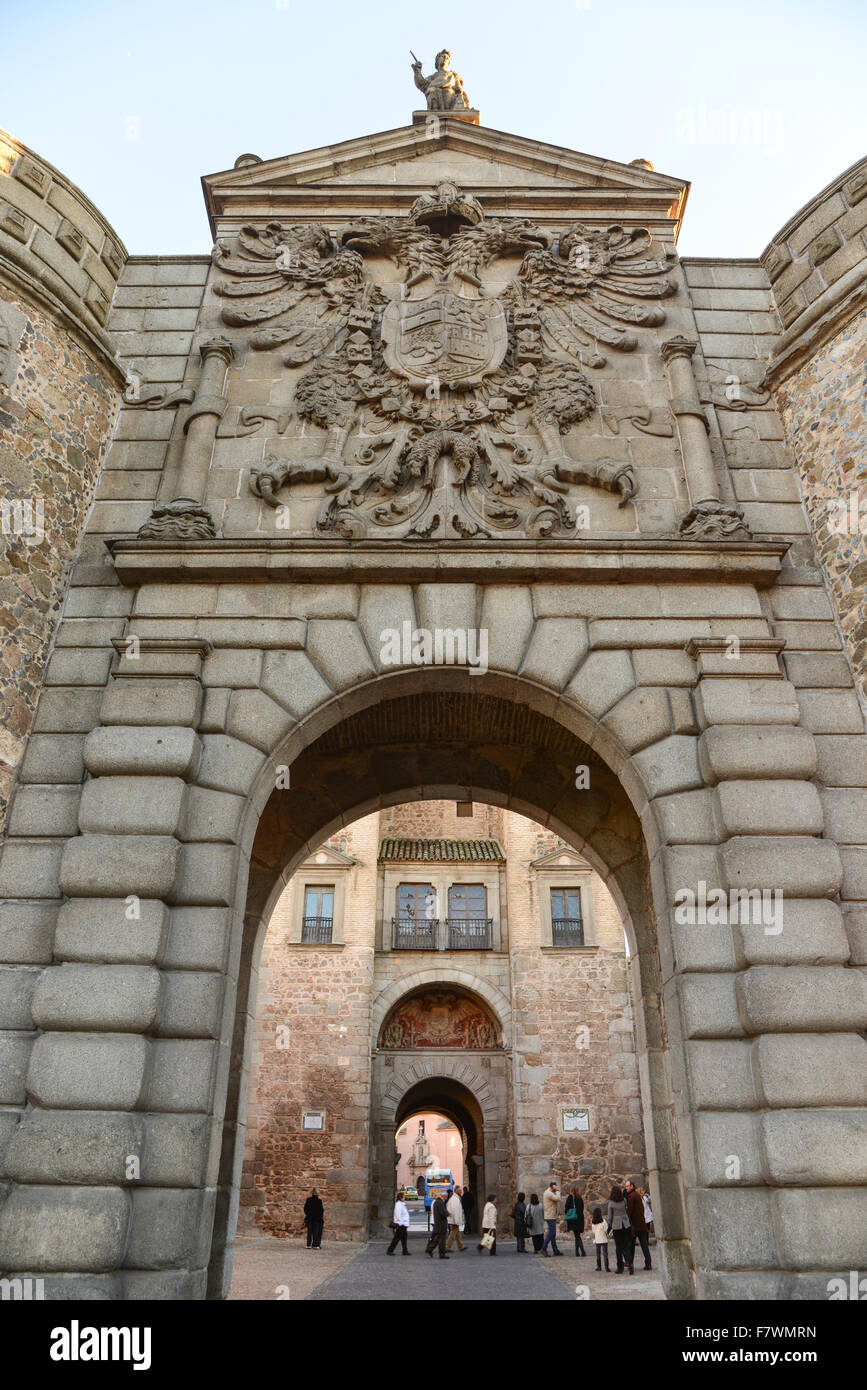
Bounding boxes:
[108,537,789,587]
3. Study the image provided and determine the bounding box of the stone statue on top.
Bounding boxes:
[411,48,471,111]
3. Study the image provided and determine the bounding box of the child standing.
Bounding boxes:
[591,1205,610,1271]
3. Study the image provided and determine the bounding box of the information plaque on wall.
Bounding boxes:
[561,1107,590,1133]
[302,1111,325,1131]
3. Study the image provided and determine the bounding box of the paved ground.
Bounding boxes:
[229,1230,666,1301]
[227,1234,358,1301]
[307,1235,577,1301]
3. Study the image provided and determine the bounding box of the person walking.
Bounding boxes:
[540,1180,563,1257]
[624,1179,652,1270]
[425,1190,450,1259]
[641,1186,654,1238]
[445,1185,466,1252]
[527,1193,545,1252]
[478,1193,498,1255]
[590,1206,610,1271]
[607,1185,632,1274]
[461,1185,475,1236]
[387,1189,412,1256]
[303,1188,324,1250]
[565,1187,586,1256]
[513,1192,528,1253]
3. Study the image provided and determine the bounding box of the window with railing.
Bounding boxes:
[550,887,584,946]
[392,882,492,950]
[301,885,334,943]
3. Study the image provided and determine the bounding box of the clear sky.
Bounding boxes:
[3,0,865,258]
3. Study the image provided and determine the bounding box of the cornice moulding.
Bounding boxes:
[108,537,788,587]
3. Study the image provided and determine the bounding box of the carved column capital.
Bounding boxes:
[198,334,236,366]
[660,334,698,366]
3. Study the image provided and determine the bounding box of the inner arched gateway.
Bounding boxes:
[215,681,681,1295]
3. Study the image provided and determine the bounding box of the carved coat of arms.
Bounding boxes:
[212,182,676,539]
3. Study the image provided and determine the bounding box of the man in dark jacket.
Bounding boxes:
[460,1186,475,1235]
[425,1191,451,1259]
[513,1192,528,1253]
[303,1188,324,1249]
[624,1180,651,1270]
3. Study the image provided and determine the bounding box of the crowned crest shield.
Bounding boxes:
[381,288,508,391]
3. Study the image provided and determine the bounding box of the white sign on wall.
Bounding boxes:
[561,1107,590,1133]
[302,1111,325,1131]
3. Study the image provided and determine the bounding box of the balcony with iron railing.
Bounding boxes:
[301,916,334,944]
[551,917,584,947]
[391,918,493,951]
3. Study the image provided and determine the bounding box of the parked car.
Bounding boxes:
[403,1185,418,1200]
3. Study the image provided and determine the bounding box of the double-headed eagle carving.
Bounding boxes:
[213,183,675,539]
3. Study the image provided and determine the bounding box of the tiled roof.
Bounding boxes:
[378,837,505,863]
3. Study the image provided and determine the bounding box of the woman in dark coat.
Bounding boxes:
[607,1185,632,1274]
[512,1191,528,1253]
[303,1188,324,1249]
[564,1187,586,1256]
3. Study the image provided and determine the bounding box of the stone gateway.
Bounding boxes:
[0,55,866,1301]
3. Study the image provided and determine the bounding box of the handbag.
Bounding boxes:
[480,1230,495,1249]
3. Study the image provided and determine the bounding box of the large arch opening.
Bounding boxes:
[209,677,684,1297]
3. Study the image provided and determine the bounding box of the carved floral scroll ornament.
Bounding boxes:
[212,186,678,539]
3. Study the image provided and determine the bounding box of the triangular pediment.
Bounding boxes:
[530,845,592,871]
[300,844,357,870]
[203,117,689,239]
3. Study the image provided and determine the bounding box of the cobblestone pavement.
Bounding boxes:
[227,1235,359,1301]
[229,1232,666,1301]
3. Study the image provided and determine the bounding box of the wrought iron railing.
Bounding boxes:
[301,916,334,944]
[551,917,584,947]
[391,918,493,950]
[445,918,492,950]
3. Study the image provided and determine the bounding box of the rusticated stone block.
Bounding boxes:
[100,681,202,728]
[145,1039,216,1113]
[32,964,162,1032]
[686,1187,777,1270]
[712,779,823,837]
[761,1110,867,1184]
[696,678,801,728]
[1,1109,144,1184]
[26,1032,149,1109]
[720,835,842,898]
[754,1032,867,1107]
[125,1186,215,1269]
[0,1185,130,1272]
[736,965,867,1034]
[0,965,42,1029]
[141,1113,216,1186]
[0,1031,35,1105]
[54,898,169,965]
[78,776,187,836]
[698,725,817,784]
[157,971,224,1039]
[83,725,201,779]
[59,833,181,899]
[772,1189,867,1268]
